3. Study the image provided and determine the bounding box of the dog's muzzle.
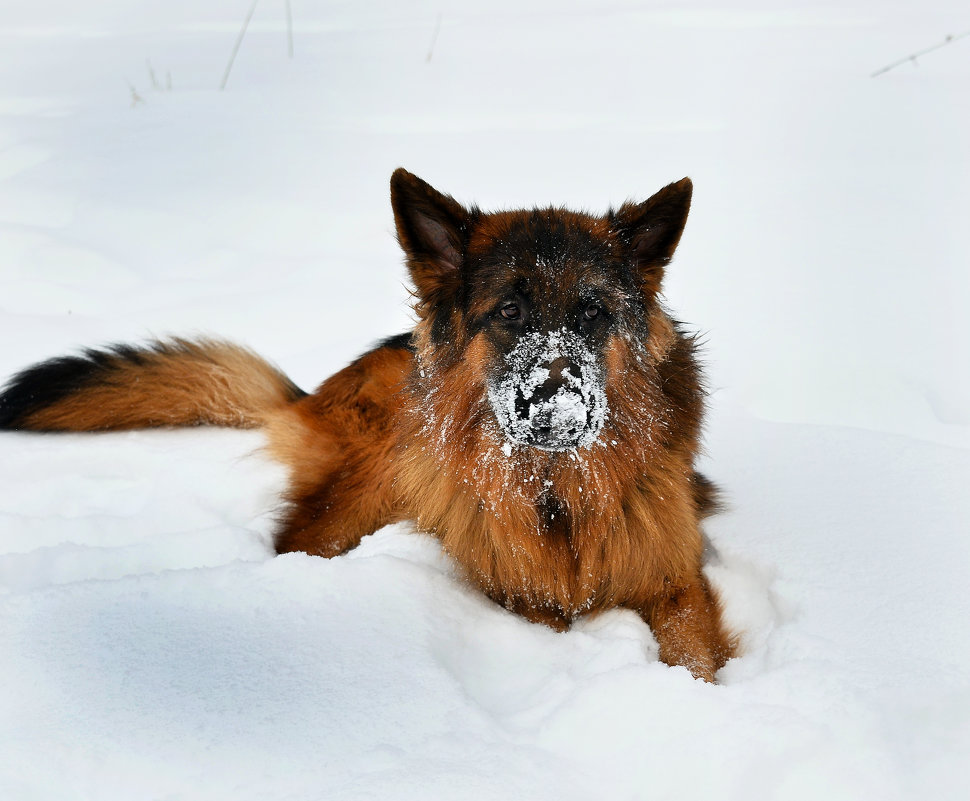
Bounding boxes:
[487,330,607,452]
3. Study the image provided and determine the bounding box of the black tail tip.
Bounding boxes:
[0,349,125,431]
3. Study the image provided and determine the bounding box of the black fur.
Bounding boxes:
[376,332,416,353]
[0,346,145,430]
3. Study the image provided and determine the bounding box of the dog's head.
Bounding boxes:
[391,169,692,452]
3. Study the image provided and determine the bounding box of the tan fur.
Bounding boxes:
[258,318,734,681]
[267,344,409,556]
[22,339,301,431]
[389,328,731,677]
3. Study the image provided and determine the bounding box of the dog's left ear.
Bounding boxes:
[610,177,692,295]
[390,168,470,307]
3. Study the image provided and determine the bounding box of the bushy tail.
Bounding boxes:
[0,338,306,432]
[692,471,722,520]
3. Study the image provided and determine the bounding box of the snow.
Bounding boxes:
[1,1,969,799]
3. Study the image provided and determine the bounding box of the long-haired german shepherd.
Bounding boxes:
[0,169,735,681]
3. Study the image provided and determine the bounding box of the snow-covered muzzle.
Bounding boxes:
[486,329,608,452]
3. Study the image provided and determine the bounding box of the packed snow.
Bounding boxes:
[1,1,968,800]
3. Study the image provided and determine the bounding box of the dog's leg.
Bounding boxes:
[641,573,734,683]
[505,597,571,631]
[274,471,401,557]
[261,341,412,558]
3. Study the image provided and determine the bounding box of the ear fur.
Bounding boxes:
[611,177,693,295]
[390,168,470,312]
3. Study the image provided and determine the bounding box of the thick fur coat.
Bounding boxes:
[0,169,734,681]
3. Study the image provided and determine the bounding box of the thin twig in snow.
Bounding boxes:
[220,0,259,90]
[147,60,160,90]
[871,29,970,77]
[426,13,442,63]
[286,0,294,59]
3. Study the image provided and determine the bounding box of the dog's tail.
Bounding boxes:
[691,471,722,520]
[0,338,306,432]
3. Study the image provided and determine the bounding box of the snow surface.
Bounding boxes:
[1,1,968,799]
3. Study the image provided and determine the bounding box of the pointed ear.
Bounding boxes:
[610,177,692,295]
[390,168,470,306]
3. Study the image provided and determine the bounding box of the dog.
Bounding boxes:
[0,169,735,681]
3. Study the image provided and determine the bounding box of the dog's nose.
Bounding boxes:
[529,357,575,407]
[486,329,607,451]
[546,356,572,382]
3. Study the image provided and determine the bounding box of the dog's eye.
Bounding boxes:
[500,303,521,320]
[583,303,601,320]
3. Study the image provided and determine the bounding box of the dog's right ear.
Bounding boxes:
[390,169,470,307]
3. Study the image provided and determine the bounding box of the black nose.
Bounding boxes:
[513,357,576,420]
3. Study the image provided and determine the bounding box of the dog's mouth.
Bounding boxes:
[487,330,607,453]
